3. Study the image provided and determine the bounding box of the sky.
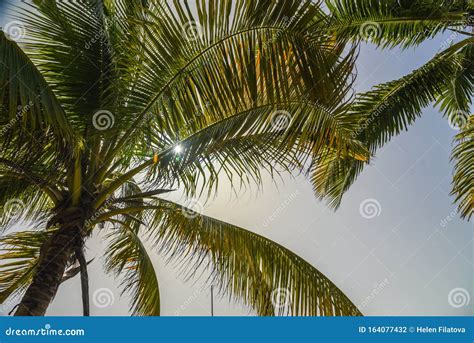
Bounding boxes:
[0,1,472,317]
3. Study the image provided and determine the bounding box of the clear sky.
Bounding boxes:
[0,1,472,317]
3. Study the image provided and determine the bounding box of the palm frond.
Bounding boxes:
[103,221,160,316]
[0,31,74,143]
[142,198,361,316]
[312,38,473,209]
[0,230,51,304]
[102,180,160,316]
[325,0,471,48]
[451,115,473,220]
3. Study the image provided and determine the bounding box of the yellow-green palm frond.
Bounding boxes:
[451,115,473,220]
[325,0,472,49]
[141,198,362,316]
[312,38,474,211]
[102,180,160,316]
[0,230,49,304]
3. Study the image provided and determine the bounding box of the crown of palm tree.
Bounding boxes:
[0,0,472,318]
[0,0,365,316]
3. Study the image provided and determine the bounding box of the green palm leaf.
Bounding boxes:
[313,38,474,210]
[0,230,48,304]
[104,221,161,316]
[142,198,361,316]
[451,115,473,220]
[325,0,471,48]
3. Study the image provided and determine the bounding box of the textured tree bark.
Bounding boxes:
[14,207,84,316]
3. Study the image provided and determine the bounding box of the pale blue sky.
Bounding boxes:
[0,1,472,317]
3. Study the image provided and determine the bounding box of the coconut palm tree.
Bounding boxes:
[312,0,473,220]
[0,0,367,316]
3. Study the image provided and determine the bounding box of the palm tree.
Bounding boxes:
[0,0,366,316]
[312,0,473,220]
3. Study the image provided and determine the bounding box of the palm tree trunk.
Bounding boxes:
[14,208,84,316]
